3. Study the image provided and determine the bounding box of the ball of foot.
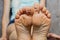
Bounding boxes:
[32,7,51,26]
[15,8,33,27]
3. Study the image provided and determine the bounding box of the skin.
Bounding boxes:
[1,0,60,40]
[1,0,10,40]
[47,33,60,40]
[14,0,47,40]
[15,4,51,40]
[32,7,51,40]
[15,7,33,40]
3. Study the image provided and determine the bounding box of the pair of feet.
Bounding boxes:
[15,4,51,40]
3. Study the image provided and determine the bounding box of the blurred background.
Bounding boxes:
[0,0,60,37]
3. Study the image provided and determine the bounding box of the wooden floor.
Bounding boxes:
[0,0,60,37]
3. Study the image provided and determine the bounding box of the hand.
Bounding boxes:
[47,33,60,40]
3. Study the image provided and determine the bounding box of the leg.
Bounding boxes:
[32,7,51,40]
[1,0,10,40]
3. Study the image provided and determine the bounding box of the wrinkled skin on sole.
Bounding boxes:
[32,3,51,40]
[15,7,34,40]
[7,7,34,40]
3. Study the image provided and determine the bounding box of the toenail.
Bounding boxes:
[42,7,46,13]
[47,13,51,18]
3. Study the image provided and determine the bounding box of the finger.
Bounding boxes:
[49,33,60,39]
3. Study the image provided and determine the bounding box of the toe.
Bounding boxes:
[19,9,24,15]
[45,10,51,18]
[34,3,40,12]
[39,4,44,10]
[18,8,26,16]
[15,12,20,19]
[47,13,51,19]
[45,10,49,15]
[19,9,23,14]
[15,9,24,19]
[41,7,46,13]
[41,7,51,19]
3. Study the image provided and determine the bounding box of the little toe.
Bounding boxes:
[15,10,21,19]
[15,14,20,19]
[45,10,49,15]
[47,13,51,19]
[45,10,51,19]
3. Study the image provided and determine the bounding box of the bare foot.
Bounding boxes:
[15,7,33,27]
[15,7,33,40]
[32,6,51,40]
